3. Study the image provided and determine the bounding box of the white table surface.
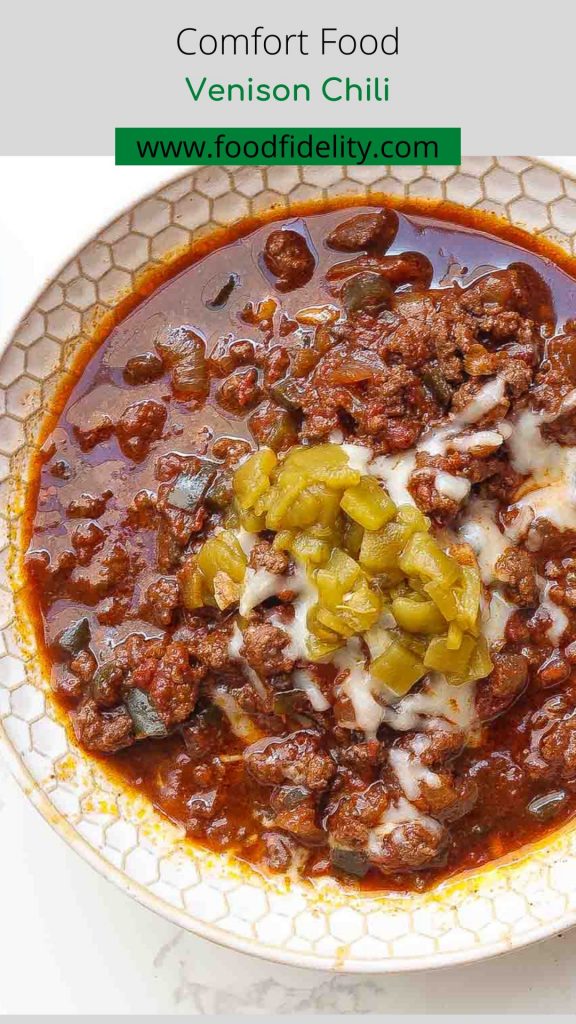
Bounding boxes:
[2,156,576,1015]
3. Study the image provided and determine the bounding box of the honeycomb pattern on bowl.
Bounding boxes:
[3,158,576,973]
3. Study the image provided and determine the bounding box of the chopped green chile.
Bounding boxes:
[165,463,216,512]
[57,617,91,657]
[124,688,168,738]
[249,407,298,452]
[205,469,234,510]
[421,365,454,407]
[268,377,306,411]
[342,272,393,313]
[330,847,370,878]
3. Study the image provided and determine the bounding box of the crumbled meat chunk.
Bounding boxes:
[241,622,295,677]
[274,798,325,845]
[71,697,134,754]
[217,367,262,413]
[476,652,529,720]
[326,209,399,253]
[142,576,180,627]
[494,547,539,607]
[248,540,290,575]
[244,731,336,791]
[116,399,167,460]
[370,820,448,872]
[327,780,389,847]
[66,492,109,518]
[186,624,235,673]
[263,229,315,291]
[128,640,201,728]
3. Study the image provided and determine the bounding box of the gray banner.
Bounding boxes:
[1,0,576,155]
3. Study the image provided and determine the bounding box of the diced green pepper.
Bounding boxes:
[424,578,459,621]
[457,636,493,683]
[391,596,446,635]
[342,519,364,559]
[339,580,381,632]
[316,606,356,638]
[371,640,427,696]
[455,566,481,633]
[423,633,476,676]
[197,530,247,585]
[446,621,464,650]
[316,549,363,609]
[399,532,460,585]
[340,476,396,530]
[233,448,277,510]
[179,557,206,609]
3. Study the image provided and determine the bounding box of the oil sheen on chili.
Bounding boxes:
[25,200,576,893]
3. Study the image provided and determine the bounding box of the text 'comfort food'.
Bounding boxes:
[25,202,576,890]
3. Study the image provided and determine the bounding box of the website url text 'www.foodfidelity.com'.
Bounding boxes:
[115,127,461,166]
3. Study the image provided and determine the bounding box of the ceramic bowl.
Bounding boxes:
[3,158,576,972]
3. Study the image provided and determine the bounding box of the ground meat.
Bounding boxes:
[463,750,529,821]
[476,651,529,720]
[186,624,235,673]
[460,264,554,327]
[128,641,201,728]
[241,622,295,677]
[263,229,315,291]
[370,819,448,872]
[74,414,114,451]
[494,547,539,606]
[71,697,134,754]
[181,709,224,762]
[217,367,262,413]
[123,352,164,384]
[412,770,478,822]
[116,399,167,460]
[327,780,389,847]
[274,798,325,845]
[326,210,399,254]
[142,576,180,627]
[66,492,109,519]
[69,649,97,684]
[522,693,576,782]
[66,539,131,604]
[244,731,336,791]
[539,718,576,778]
[248,540,290,575]
[71,522,105,564]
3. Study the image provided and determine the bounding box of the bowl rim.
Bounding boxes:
[2,156,576,974]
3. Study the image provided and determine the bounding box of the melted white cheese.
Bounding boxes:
[458,497,509,583]
[272,564,317,661]
[370,450,417,507]
[292,669,330,712]
[341,442,373,474]
[435,471,471,502]
[370,376,507,507]
[506,392,576,534]
[483,589,516,648]
[388,746,441,802]
[537,576,569,646]
[449,430,504,454]
[239,567,284,616]
[334,640,384,738]
[381,673,477,734]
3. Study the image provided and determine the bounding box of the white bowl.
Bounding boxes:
[3,158,576,973]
